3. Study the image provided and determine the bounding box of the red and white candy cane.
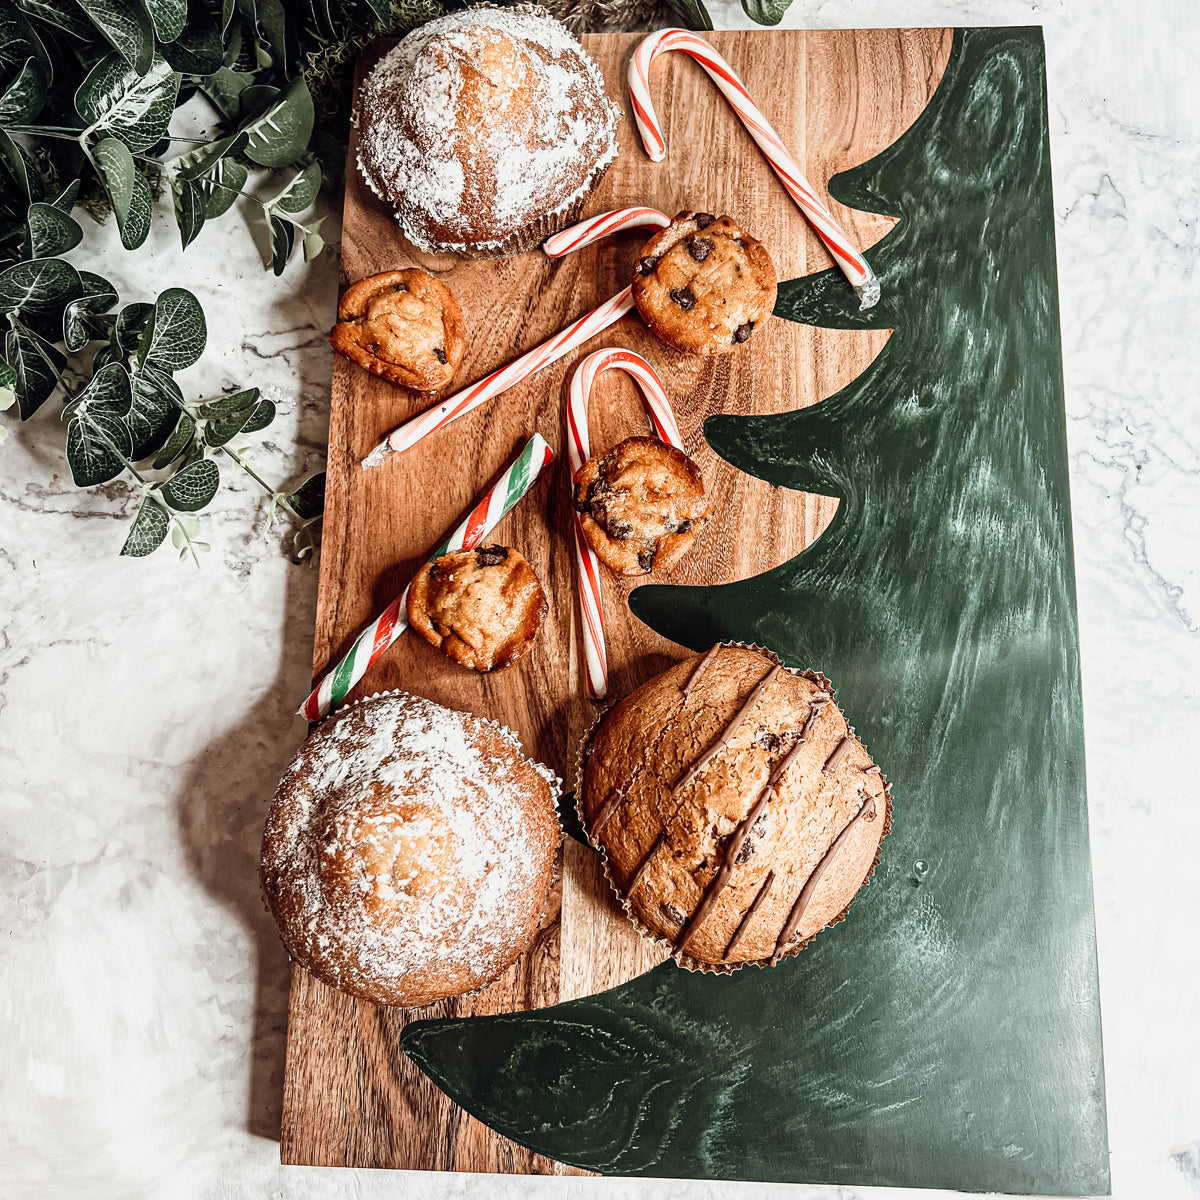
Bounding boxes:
[568,348,683,700]
[629,29,881,310]
[361,208,670,470]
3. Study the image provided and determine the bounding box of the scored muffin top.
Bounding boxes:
[357,5,621,252]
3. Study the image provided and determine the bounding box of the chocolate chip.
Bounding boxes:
[605,519,633,541]
[660,903,687,925]
[637,256,660,276]
[734,840,757,866]
[670,287,696,312]
[733,322,754,344]
[430,618,442,635]
[475,545,509,567]
[694,213,716,228]
[675,518,693,535]
[637,547,656,572]
[572,494,589,513]
[390,283,409,294]
[687,237,713,262]
[756,728,781,752]
[433,347,447,364]
[733,237,744,247]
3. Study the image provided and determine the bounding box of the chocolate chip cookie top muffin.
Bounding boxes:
[572,436,711,576]
[329,269,466,391]
[356,5,620,258]
[407,545,548,672]
[632,212,778,355]
[579,645,890,969]
[261,690,560,1007]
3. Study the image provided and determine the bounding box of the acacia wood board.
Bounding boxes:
[281,26,952,1174]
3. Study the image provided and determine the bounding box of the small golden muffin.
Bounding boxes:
[632,212,777,355]
[579,646,890,970]
[407,545,547,672]
[573,436,711,576]
[356,5,620,257]
[329,269,466,390]
[261,691,560,1007]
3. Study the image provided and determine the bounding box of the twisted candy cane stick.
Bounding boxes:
[361,209,672,470]
[568,348,684,700]
[629,29,881,310]
[302,434,554,719]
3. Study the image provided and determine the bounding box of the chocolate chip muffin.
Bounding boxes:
[632,212,777,356]
[579,645,890,969]
[407,545,548,672]
[572,436,711,576]
[329,269,466,391]
[261,690,560,1007]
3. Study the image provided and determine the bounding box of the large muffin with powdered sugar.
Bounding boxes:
[580,646,890,970]
[356,5,620,258]
[261,691,560,1007]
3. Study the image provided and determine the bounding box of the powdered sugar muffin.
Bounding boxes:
[261,691,560,1007]
[356,5,621,257]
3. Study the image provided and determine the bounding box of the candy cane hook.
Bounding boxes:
[361,208,673,469]
[629,29,881,310]
[568,347,684,700]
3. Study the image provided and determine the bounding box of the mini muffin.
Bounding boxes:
[407,545,548,671]
[572,436,711,576]
[261,690,560,1007]
[356,5,621,258]
[632,212,777,355]
[329,269,466,390]
[579,645,890,969]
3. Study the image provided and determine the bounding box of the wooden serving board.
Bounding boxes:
[281,27,952,1174]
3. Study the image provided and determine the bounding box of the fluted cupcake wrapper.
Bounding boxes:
[573,641,893,976]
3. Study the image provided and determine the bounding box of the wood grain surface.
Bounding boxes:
[281,26,952,1173]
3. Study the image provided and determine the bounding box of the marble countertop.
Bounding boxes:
[3,1,1197,1198]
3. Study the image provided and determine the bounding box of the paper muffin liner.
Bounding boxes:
[573,642,893,976]
[291,688,566,1010]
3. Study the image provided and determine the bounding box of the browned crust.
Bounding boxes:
[632,212,778,356]
[406,546,548,672]
[572,436,712,576]
[579,646,892,969]
[329,268,466,390]
[260,692,559,1007]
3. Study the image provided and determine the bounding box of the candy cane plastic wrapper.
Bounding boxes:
[629,29,881,311]
[361,209,671,471]
[301,434,554,720]
[568,348,684,700]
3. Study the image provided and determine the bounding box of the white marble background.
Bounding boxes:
[2,0,1197,1198]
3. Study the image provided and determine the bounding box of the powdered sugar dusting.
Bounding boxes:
[262,691,560,1006]
[357,5,620,252]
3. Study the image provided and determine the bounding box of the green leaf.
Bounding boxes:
[0,257,82,314]
[302,230,323,262]
[663,0,713,27]
[238,73,313,168]
[75,51,180,152]
[63,271,119,353]
[271,157,320,213]
[240,396,273,433]
[66,407,131,485]
[128,360,182,457]
[201,392,261,445]
[282,470,324,520]
[91,135,135,224]
[151,408,194,467]
[161,23,224,74]
[71,0,154,73]
[120,493,170,556]
[0,3,53,81]
[219,0,232,31]
[195,386,257,418]
[140,286,205,372]
[254,0,286,74]
[195,155,245,219]
[120,167,152,249]
[50,179,82,213]
[6,322,64,418]
[168,129,247,183]
[359,0,387,23]
[17,0,95,39]
[171,176,205,248]
[161,456,218,510]
[268,212,292,275]
[74,359,132,417]
[114,300,152,355]
[0,56,49,125]
[140,0,184,42]
[198,64,252,120]
[740,0,790,24]
[25,201,83,258]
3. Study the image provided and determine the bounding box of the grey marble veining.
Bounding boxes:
[2,2,1197,1198]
